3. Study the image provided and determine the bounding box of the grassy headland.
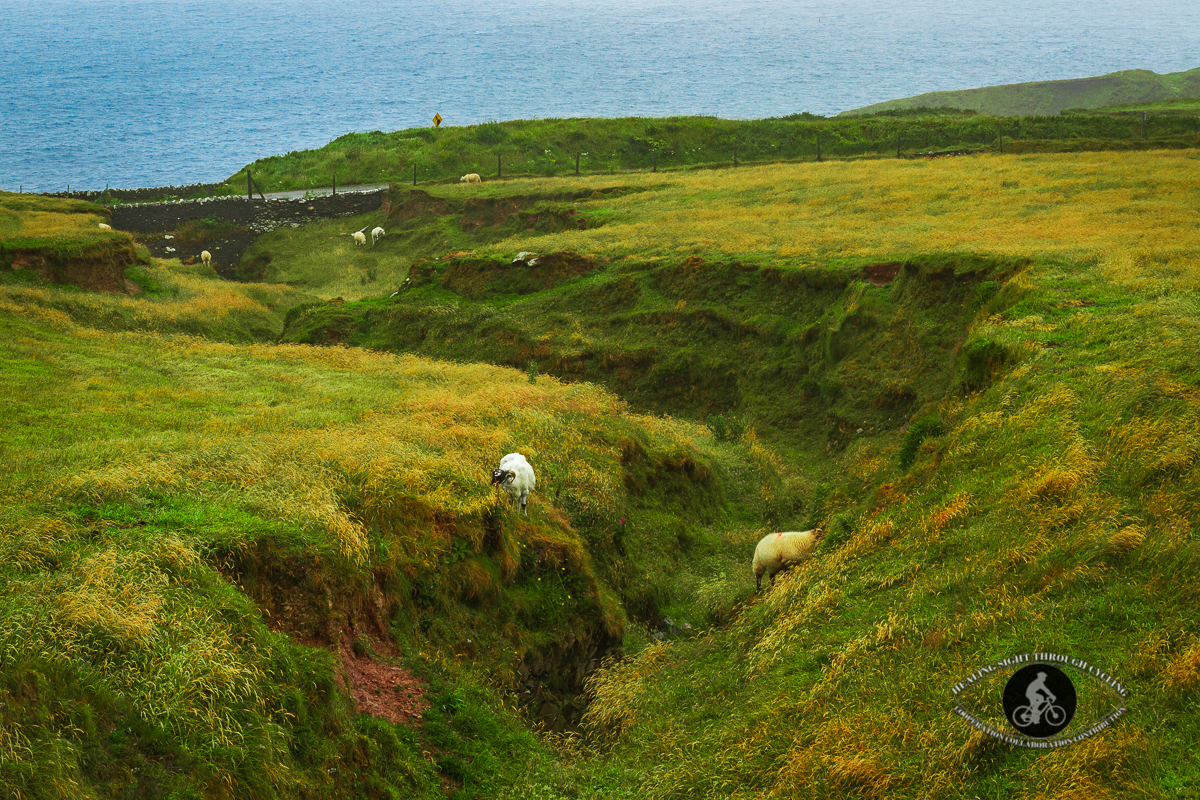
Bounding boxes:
[839,66,1200,117]
[4,137,1200,800]
[220,111,1200,196]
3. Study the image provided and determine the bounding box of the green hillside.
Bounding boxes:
[5,141,1200,800]
[207,111,1200,199]
[839,67,1200,117]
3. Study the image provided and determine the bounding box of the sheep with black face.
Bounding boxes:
[491,452,535,515]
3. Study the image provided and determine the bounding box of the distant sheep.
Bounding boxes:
[201,250,212,267]
[98,223,111,230]
[352,231,367,246]
[491,452,535,515]
[371,226,385,244]
[752,530,820,591]
[460,173,482,184]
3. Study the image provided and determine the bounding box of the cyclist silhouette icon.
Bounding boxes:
[1003,664,1076,737]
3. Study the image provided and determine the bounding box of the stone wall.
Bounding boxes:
[43,182,231,203]
[112,190,386,235]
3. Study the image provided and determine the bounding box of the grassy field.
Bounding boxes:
[4,142,1200,799]
[212,112,1200,197]
[1073,97,1200,115]
[244,147,1200,291]
[1,194,797,798]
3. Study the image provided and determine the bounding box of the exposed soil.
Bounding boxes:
[5,242,143,294]
[337,633,430,726]
[863,261,903,286]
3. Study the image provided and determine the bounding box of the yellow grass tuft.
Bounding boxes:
[827,754,895,799]
[582,640,675,735]
[56,551,166,644]
[1026,435,1097,499]
[1159,636,1200,694]
[1105,523,1147,554]
[921,492,972,541]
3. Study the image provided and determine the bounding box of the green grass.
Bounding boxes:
[572,246,1200,798]
[1,225,797,797]
[841,66,1200,117]
[220,111,1200,194]
[6,143,1200,799]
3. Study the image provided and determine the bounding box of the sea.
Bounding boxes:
[2,0,1198,193]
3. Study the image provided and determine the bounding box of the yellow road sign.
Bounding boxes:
[433,113,443,127]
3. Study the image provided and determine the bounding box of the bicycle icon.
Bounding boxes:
[1011,698,1067,728]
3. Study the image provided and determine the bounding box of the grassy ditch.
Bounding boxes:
[281,250,1024,459]
[0,258,797,798]
[562,245,1200,800]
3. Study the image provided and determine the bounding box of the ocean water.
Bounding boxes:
[1,0,1197,193]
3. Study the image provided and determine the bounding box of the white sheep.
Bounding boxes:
[752,530,820,591]
[460,173,482,184]
[98,223,112,230]
[201,250,212,267]
[352,231,367,246]
[371,226,385,244]
[491,452,535,515]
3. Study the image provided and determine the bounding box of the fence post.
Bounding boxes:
[1142,111,1147,139]
[653,154,657,173]
[413,164,417,186]
[733,143,738,167]
[332,170,336,196]
[248,171,252,201]
[576,153,580,176]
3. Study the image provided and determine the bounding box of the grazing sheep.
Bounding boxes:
[352,231,367,246]
[371,226,385,244]
[752,530,820,591]
[201,250,212,267]
[491,452,535,515]
[460,173,482,184]
[98,223,112,230]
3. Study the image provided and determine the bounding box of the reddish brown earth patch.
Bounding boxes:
[863,261,903,286]
[337,634,430,726]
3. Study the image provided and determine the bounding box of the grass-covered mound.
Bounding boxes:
[0,192,144,294]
